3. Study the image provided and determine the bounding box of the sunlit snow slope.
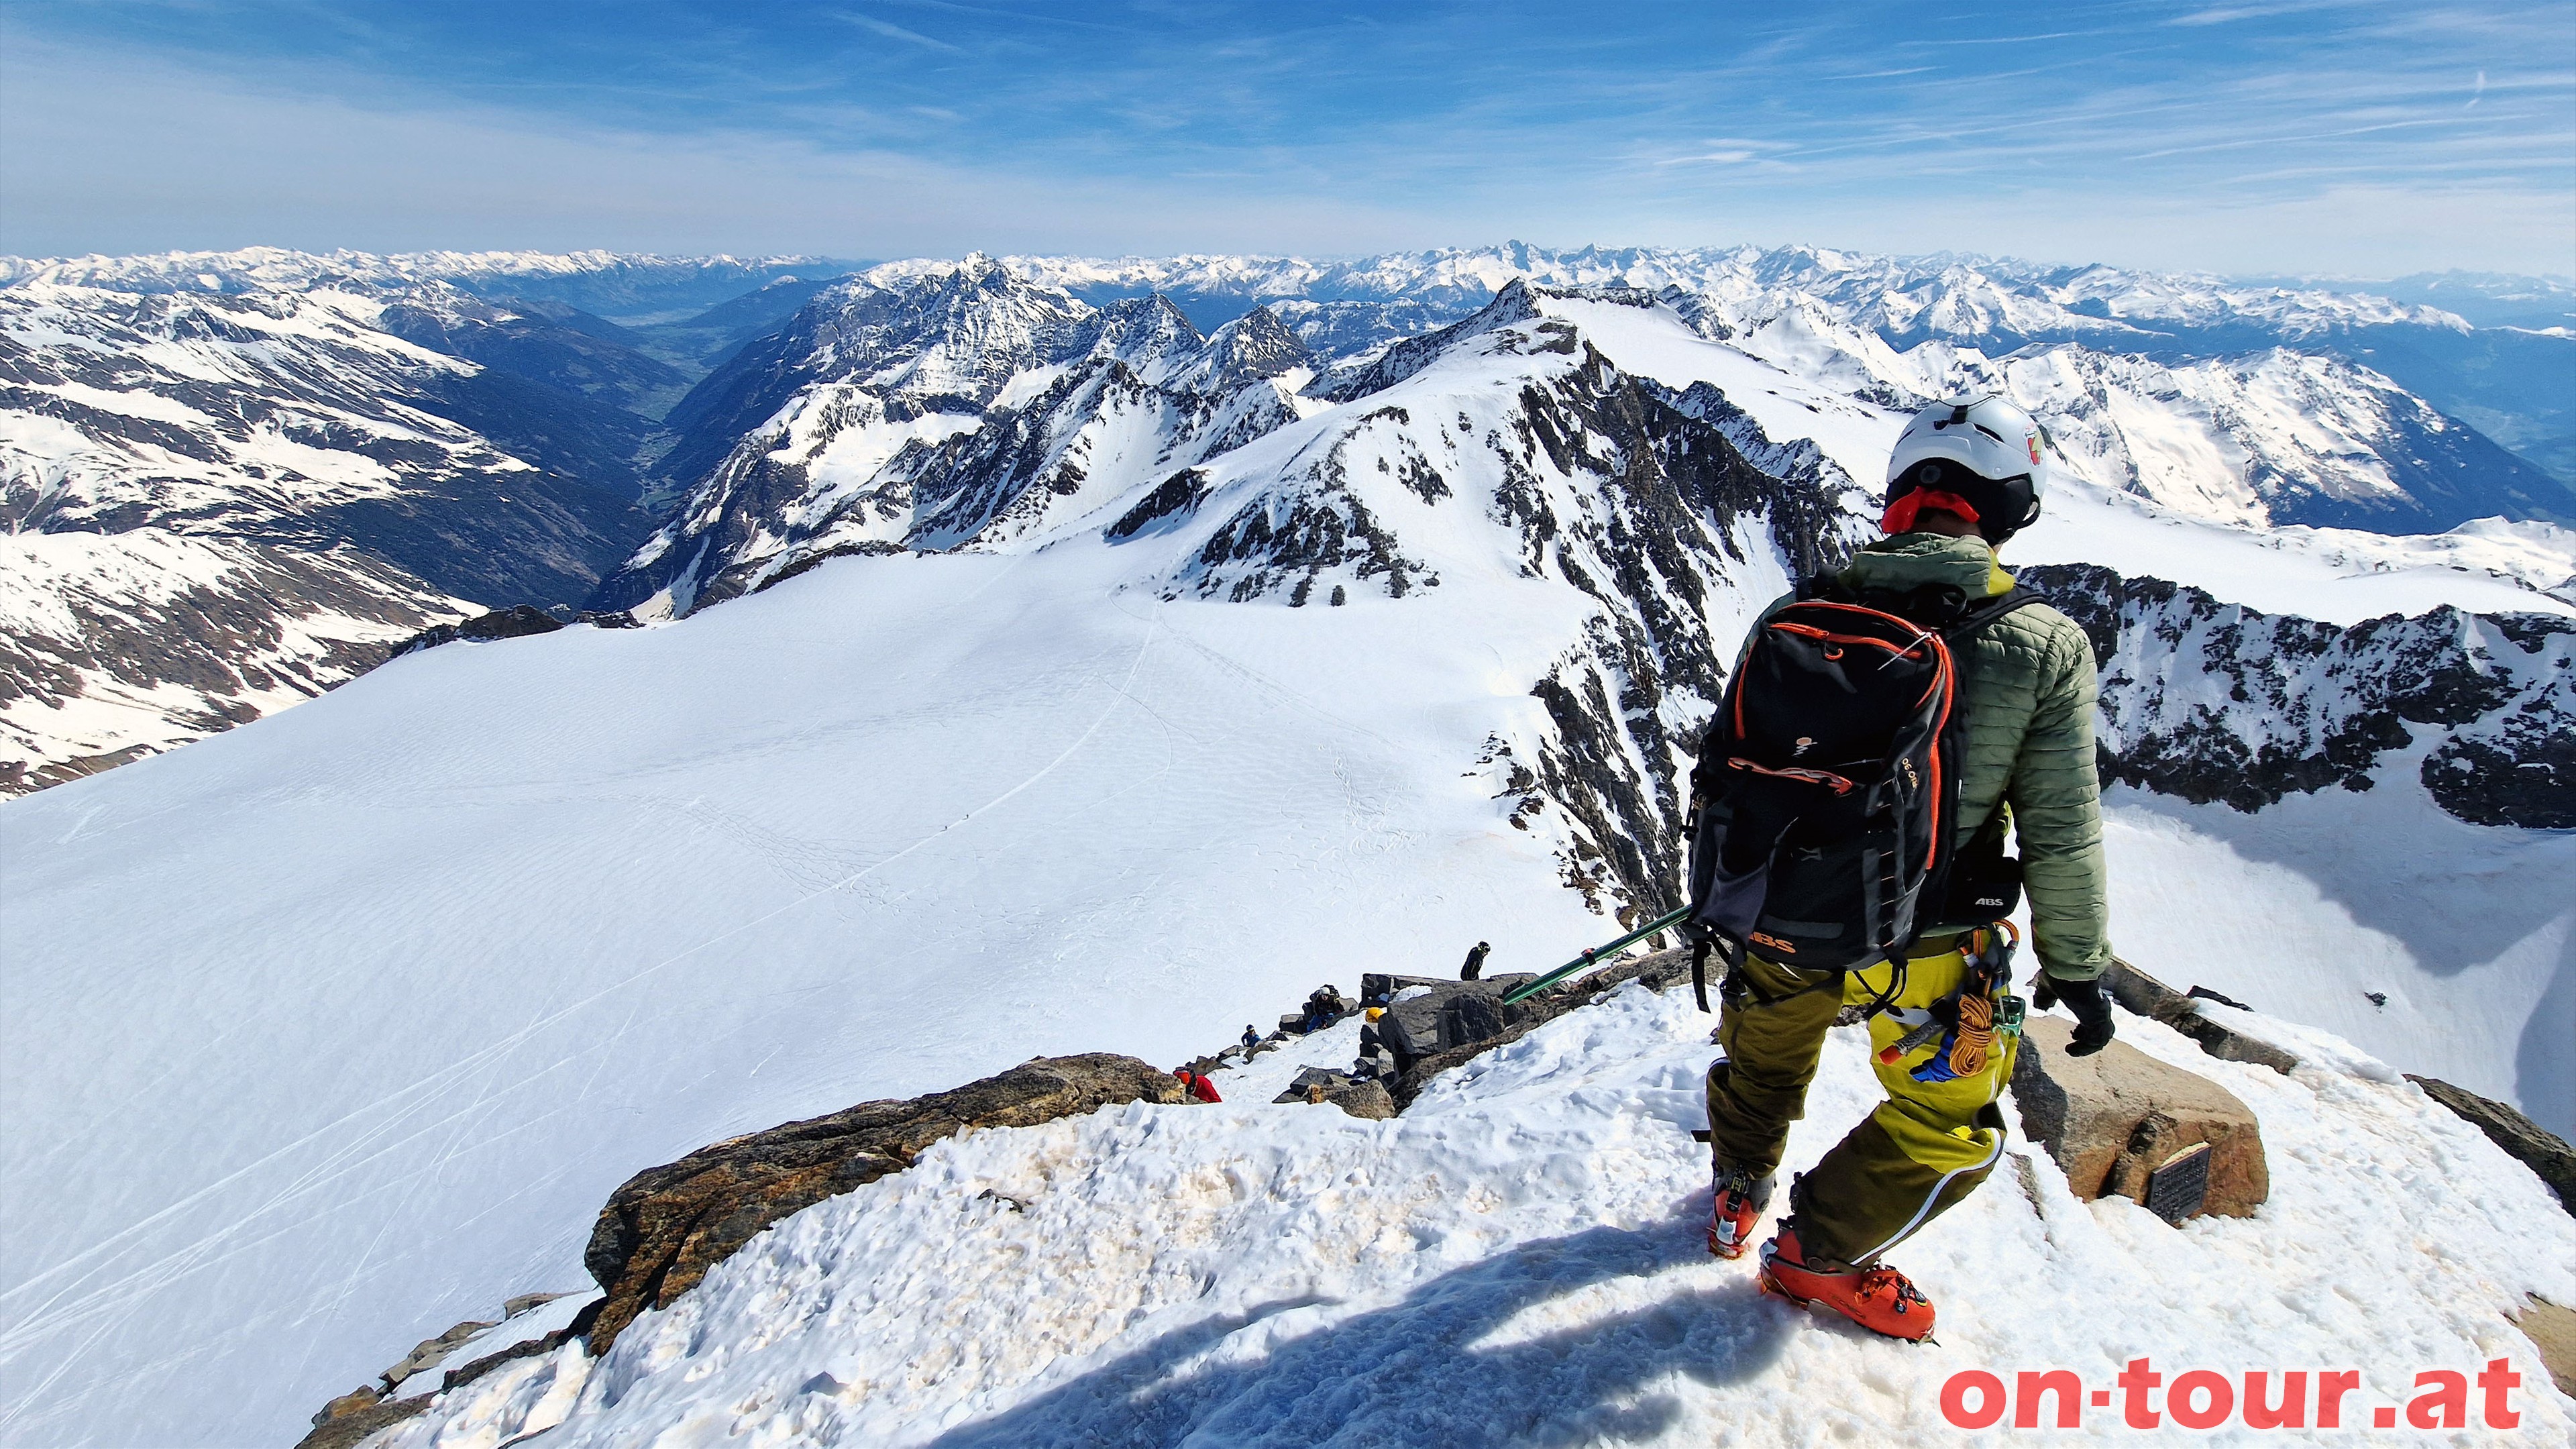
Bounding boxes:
[384,980,2576,1448]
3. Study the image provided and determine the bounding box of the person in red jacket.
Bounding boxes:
[1173,1067,1222,1104]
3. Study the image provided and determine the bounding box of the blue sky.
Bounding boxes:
[2,1,2569,276]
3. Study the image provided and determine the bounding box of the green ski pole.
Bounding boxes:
[1501,906,1693,1004]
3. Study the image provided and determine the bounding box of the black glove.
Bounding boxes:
[2033,972,2115,1056]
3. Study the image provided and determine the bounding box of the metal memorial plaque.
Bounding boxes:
[2145,1141,2214,1224]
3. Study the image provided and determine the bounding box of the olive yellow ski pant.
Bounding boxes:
[1703,946,2017,1271]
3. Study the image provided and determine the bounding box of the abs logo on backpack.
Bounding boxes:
[1682,582,2038,973]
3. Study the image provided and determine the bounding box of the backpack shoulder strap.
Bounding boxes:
[1942,585,2039,642]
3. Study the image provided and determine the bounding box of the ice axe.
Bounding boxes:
[1500,906,1693,1005]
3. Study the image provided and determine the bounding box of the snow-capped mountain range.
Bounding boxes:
[0,281,663,785]
[3,241,2573,1448]
[3,241,2571,796]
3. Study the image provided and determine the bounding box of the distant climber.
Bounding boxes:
[1460,941,1491,981]
[1173,1068,1222,1104]
[1301,985,1349,1033]
[1689,392,2116,1343]
[1242,1024,1261,1050]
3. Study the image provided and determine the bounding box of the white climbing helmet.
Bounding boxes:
[1882,391,2053,543]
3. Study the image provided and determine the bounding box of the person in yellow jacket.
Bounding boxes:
[1706,392,2118,1342]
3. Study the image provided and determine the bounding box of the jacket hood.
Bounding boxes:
[1842,531,2013,599]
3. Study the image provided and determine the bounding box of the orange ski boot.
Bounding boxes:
[1756,1226,1936,1342]
[1708,1168,1773,1260]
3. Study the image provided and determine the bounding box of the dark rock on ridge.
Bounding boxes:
[2407,1073,2576,1216]
[580,1053,1183,1352]
[388,604,640,660]
[2102,959,2301,1075]
[295,1392,435,1449]
[1386,947,1697,1111]
[2018,563,2576,828]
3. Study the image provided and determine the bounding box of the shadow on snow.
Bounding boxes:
[924,1203,1793,1448]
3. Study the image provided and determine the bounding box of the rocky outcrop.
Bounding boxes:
[1360,973,1544,1071]
[296,1392,434,1449]
[292,1291,594,1449]
[2102,959,2300,1075]
[2408,1074,2576,1216]
[2516,1297,2576,1396]
[580,1053,1183,1352]
[387,604,561,657]
[385,603,639,660]
[1385,946,1699,1111]
[2011,1017,2269,1221]
[1271,1068,1397,1119]
[2018,563,2576,828]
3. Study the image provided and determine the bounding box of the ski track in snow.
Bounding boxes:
[380,981,2576,1448]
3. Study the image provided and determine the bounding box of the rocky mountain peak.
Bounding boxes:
[1074,294,1206,380]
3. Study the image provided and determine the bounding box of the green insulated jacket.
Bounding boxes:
[1744,533,2115,981]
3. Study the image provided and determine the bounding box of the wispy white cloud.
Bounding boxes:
[1,3,2568,278]
[840,13,964,54]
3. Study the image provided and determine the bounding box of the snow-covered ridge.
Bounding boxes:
[2024,562,2575,829]
[1546,290,2554,534]
[965,241,2473,343]
[372,975,2576,1447]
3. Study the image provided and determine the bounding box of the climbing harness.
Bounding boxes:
[1876,920,2025,1083]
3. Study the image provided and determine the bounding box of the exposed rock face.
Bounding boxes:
[294,1392,433,1449]
[382,1318,498,1387]
[388,603,564,658]
[2516,1297,2576,1395]
[1326,1079,1397,1119]
[383,604,645,661]
[2102,959,2300,1075]
[2011,1017,2270,1220]
[596,260,1317,613]
[2019,563,2576,828]
[0,278,656,792]
[1386,947,1698,1111]
[580,1053,1183,1352]
[0,531,474,794]
[2408,1073,2576,1216]
[1271,1068,1396,1119]
[1360,973,1544,1071]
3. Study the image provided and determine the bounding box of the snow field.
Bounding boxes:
[382,978,2576,1448]
[0,547,1622,1447]
[2099,753,2576,1139]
